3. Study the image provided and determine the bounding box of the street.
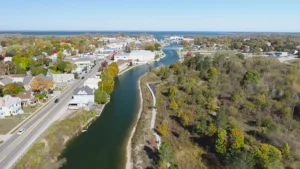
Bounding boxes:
[0,60,103,169]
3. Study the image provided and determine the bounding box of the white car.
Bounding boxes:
[17,128,25,135]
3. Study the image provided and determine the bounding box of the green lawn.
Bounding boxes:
[0,114,31,134]
[0,105,42,135]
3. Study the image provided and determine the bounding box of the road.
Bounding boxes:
[0,61,102,169]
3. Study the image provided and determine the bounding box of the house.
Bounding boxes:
[84,78,101,89]
[23,76,34,91]
[0,78,13,86]
[0,95,23,118]
[72,58,95,70]
[10,74,26,83]
[16,91,38,107]
[52,74,75,83]
[68,86,94,110]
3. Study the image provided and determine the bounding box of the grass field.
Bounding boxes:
[0,105,41,135]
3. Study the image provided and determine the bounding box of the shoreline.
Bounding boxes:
[125,73,146,169]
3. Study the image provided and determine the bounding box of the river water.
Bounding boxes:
[60,44,179,169]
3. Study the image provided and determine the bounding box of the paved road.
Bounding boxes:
[0,61,102,169]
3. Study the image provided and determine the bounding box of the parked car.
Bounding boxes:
[17,128,25,135]
[54,98,59,103]
[82,76,85,79]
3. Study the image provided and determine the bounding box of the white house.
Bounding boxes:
[0,95,23,118]
[114,50,155,63]
[68,86,94,110]
[84,78,101,90]
[73,58,95,70]
[52,74,75,83]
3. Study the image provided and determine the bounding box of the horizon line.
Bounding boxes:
[0,30,300,33]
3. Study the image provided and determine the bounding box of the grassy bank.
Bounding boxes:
[130,71,161,169]
[13,109,97,169]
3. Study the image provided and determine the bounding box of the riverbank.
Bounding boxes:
[13,102,109,169]
[125,73,146,169]
[126,71,162,169]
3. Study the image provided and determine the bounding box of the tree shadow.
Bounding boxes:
[191,136,213,152]
[202,153,224,169]
[245,120,257,127]
[171,131,179,138]
[144,145,159,164]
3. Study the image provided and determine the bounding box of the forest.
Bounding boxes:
[150,53,300,169]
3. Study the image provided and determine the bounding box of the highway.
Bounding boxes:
[0,61,102,169]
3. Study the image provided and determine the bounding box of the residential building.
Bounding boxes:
[16,91,38,107]
[0,95,23,118]
[73,58,95,70]
[68,86,94,110]
[84,78,101,89]
[23,76,34,91]
[0,78,13,86]
[52,74,75,83]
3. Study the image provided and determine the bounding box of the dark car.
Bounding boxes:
[82,76,85,79]
[54,99,59,103]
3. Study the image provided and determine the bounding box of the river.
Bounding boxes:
[60,44,180,169]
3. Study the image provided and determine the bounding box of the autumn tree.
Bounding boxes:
[215,129,227,154]
[3,83,24,95]
[168,86,178,99]
[228,128,244,150]
[158,122,168,136]
[205,123,217,136]
[169,98,178,111]
[251,144,282,169]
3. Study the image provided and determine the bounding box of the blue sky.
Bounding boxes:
[0,0,299,32]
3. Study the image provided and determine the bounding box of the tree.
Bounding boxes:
[206,67,218,83]
[144,43,155,51]
[94,89,108,104]
[159,142,175,167]
[168,86,178,99]
[253,47,261,55]
[225,150,255,169]
[30,77,52,92]
[3,83,24,95]
[31,66,47,76]
[251,144,282,169]
[169,98,178,111]
[228,128,244,149]
[241,70,260,86]
[154,43,161,50]
[281,143,290,160]
[12,56,33,70]
[99,80,114,94]
[205,123,217,136]
[102,60,108,67]
[194,119,207,135]
[215,129,227,154]
[158,122,168,136]
[216,108,227,129]
[57,51,65,60]
[74,72,79,79]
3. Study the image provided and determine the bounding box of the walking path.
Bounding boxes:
[146,83,161,149]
